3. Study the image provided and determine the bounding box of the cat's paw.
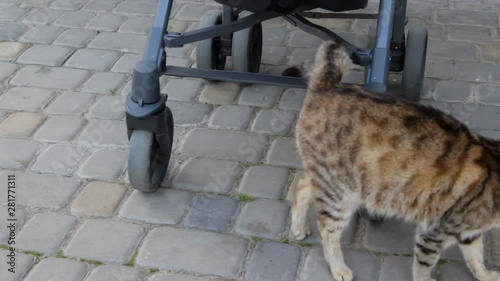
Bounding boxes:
[291,223,311,240]
[331,264,354,281]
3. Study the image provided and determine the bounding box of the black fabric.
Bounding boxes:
[213,0,368,13]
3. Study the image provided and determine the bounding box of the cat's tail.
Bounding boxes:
[282,41,350,93]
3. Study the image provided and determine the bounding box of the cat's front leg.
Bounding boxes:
[412,227,447,281]
[458,234,500,281]
[291,177,314,240]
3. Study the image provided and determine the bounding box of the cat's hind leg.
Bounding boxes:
[291,176,314,240]
[459,234,500,281]
[413,227,448,281]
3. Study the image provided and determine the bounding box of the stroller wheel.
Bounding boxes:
[196,11,226,70]
[232,22,263,73]
[128,108,174,193]
[402,27,428,101]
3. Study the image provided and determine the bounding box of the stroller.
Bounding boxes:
[125,0,428,192]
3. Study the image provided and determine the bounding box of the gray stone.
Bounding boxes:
[119,189,192,225]
[379,256,413,281]
[19,26,63,43]
[448,25,493,43]
[50,0,87,10]
[425,58,452,80]
[90,32,147,53]
[86,265,143,281]
[83,72,127,94]
[289,48,316,65]
[149,274,223,281]
[176,4,212,20]
[440,262,475,281]
[0,206,27,244]
[17,44,73,66]
[87,95,125,119]
[137,227,248,278]
[262,26,288,46]
[83,0,121,12]
[480,44,500,64]
[45,92,96,115]
[0,6,26,22]
[262,46,289,65]
[0,62,18,82]
[266,137,303,169]
[0,112,45,137]
[54,11,93,28]
[53,28,97,47]
[209,105,254,130]
[167,101,212,125]
[161,78,203,101]
[298,247,378,281]
[11,65,90,89]
[0,42,27,62]
[245,242,301,281]
[22,8,61,25]
[0,250,33,281]
[180,129,269,164]
[434,80,473,102]
[66,49,121,71]
[454,61,500,83]
[114,0,158,15]
[0,138,39,169]
[288,30,322,48]
[34,116,86,142]
[238,85,283,108]
[453,105,500,131]
[86,13,125,31]
[477,84,500,106]
[0,87,55,111]
[17,213,76,254]
[78,119,128,146]
[364,218,415,254]
[13,171,81,209]
[71,181,127,217]
[435,9,498,27]
[78,149,127,181]
[427,40,477,61]
[198,82,240,105]
[111,53,141,73]
[23,258,88,281]
[239,166,289,199]
[0,23,26,40]
[251,109,296,136]
[185,194,238,232]
[31,144,86,176]
[235,199,289,239]
[278,88,306,111]
[65,219,144,263]
[22,0,51,7]
[172,158,243,193]
[119,16,153,34]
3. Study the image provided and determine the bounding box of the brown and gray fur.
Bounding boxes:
[290,41,500,281]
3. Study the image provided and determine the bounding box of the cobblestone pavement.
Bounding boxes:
[0,0,499,280]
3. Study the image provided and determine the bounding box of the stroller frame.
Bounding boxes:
[126,0,423,192]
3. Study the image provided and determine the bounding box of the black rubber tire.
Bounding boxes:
[231,23,263,73]
[402,27,428,101]
[196,11,224,70]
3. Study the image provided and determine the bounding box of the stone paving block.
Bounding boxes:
[480,44,500,64]
[209,105,254,130]
[90,32,147,53]
[53,28,97,47]
[0,6,26,22]
[0,87,54,111]
[45,91,96,115]
[31,144,86,176]
[434,80,473,102]
[435,9,498,27]
[454,61,500,83]
[137,227,248,278]
[235,199,289,239]
[17,213,76,254]
[15,171,81,209]
[251,109,296,136]
[266,137,303,169]
[238,85,283,108]
[440,262,475,281]
[289,48,316,65]
[0,42,27,61]
[180,129,269,164]
[0,250,33,281]
[119,16,153,34]
[199,82,240,105]
[0,206,27,244]
[425,58,452,80]
[66,49,121,71]
[83,0,121,12]
[278,88,306,111]
[78,119,128,146]
[149,274,224,281]
[185,194,238,232]
[0,0,21,7]
[0,138,39,169]
[167,101,212,125]
[0,23,26,41]
[19,26,64,44]
[54,11,94,28]
[71,181,127,217]
[119,189,192,224]
[50,0,87,10]
[10,65,90,89]
[111,53,141,73]
[87,265,143,281]
[83,72,127,94]
[87,13,125,31]
[447,25,493,43]
[172,158,242,193]
[0,62,18,82]
[239,166,289,199]
[87,95,125,119]
[17,44,73,66]
[0,112,44,138]
[453,105,500,130]
[176,4,212,20]
[22,8,62,25]
[288,30,322,48]
[78,149,127,180]
[262,46,289,65]
[298,247,378,281]
[65,219,144,263]
[245,242,301,281]
[114,0,158,15]
[34,116,86,142]
[364,217,415,254]
[427,40,477,61]
[489,229,500,266]
[162,78,204,101]
[23,258,88,281]
[22,0,51,7]
[379,256,413,281]
[262,26,289,46]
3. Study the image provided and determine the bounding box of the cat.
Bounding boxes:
[288,41,500,281]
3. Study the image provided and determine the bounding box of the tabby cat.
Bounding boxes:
[289,41,500,281]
